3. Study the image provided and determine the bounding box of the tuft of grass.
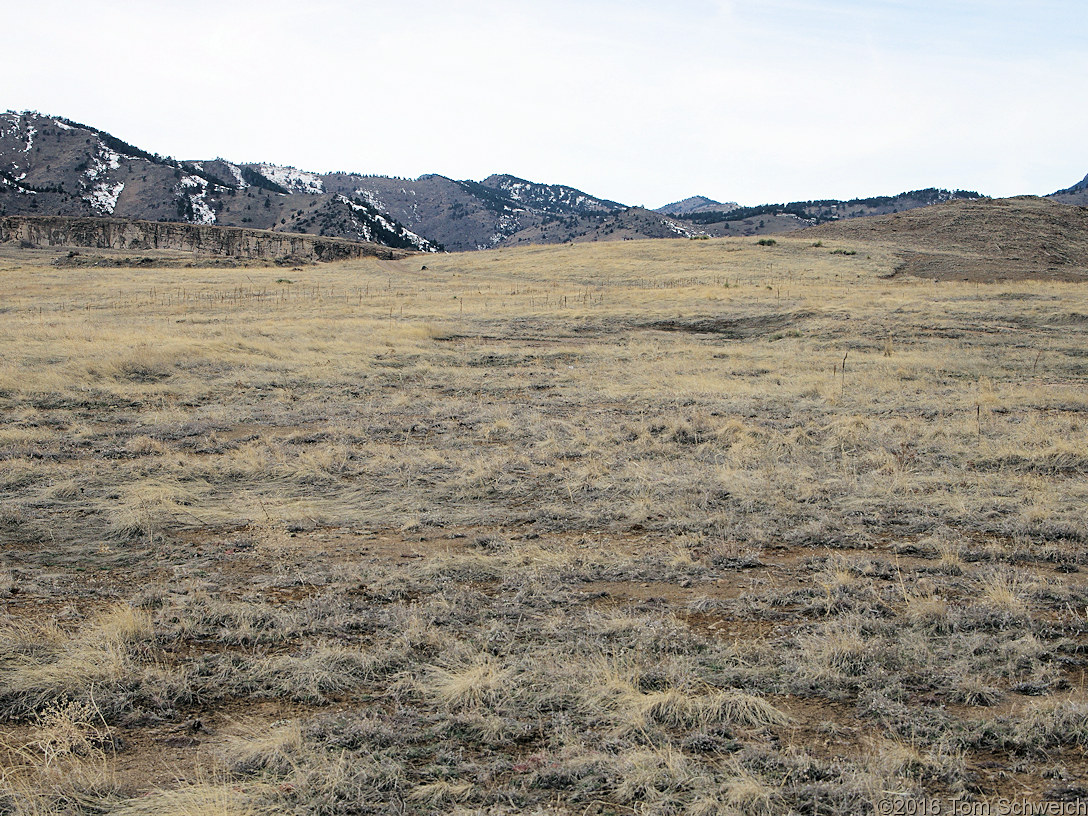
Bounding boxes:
[29,699,114,765]
[935,539,965,575]
[224,721,303,777]
[723,765,778,815]
[0,701,123,815]
[405,780,474,806]
[977,568,1028,619]
[109,781,271,816]
[640,688,789,729]
[426,656,515,711]
[0,604,157,718]
[802,620,873,680]
[613,745,697,805]
[903,594,950,631]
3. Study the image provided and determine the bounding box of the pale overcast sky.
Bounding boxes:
[6,0,1086,207]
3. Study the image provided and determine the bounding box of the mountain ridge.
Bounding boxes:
[4,110,1084,253]
[1050,173,1088,206]
[656,195,739,216]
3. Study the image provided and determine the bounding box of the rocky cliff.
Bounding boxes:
[0,215,415,262]
[0,112,437,252]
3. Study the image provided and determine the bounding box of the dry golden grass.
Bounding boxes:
[108,781,272,816]
[1,235,1087,812]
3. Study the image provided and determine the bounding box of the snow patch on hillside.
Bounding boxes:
[80,142,124,214]
[178,176,217,224]
[223,162,248,189]
[87,181,125,214]
[484,176,618,214]
[0,174,34,194]
[503,181,527,202]
[84,145,121,181]
[494,213,523,243]
[661,216,700,238]
[256,164,324,194]
[53,119,73,130]
[336,194,436,251]
[353,188,388,213]
[0,116,40,174]
[191,197,216,224]
[479,213,526,249]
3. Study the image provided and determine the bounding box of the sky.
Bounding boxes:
[6,0,1086,207]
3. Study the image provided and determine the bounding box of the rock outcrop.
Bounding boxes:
[0,215,415,263]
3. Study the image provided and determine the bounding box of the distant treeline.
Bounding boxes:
[0,169,69,195]
[685,188,982,225]
[455,179,519,214]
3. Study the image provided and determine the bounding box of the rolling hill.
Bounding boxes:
[805,195,1088,281]
[656,195,739,216]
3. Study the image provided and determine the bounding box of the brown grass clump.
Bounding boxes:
[0,605,157,717]
[640,688,788,729]
[108,782,270,816]
[0,699,123,814]
[426,656,516,711]
[224,721,303,776]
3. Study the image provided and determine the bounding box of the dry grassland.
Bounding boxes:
[1,235,1087,814]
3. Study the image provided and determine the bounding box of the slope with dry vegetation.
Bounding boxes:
[806,196,1088,282]
[1,223,1087,814]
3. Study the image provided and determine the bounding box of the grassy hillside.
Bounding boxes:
[806,196,1088,281]
[1,230,1087,812]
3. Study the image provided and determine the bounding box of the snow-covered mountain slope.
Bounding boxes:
[477,174,623,214]
[0,112,434,252]
[250,164,326,195]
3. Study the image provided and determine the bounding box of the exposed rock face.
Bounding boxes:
[0,215,415,262]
